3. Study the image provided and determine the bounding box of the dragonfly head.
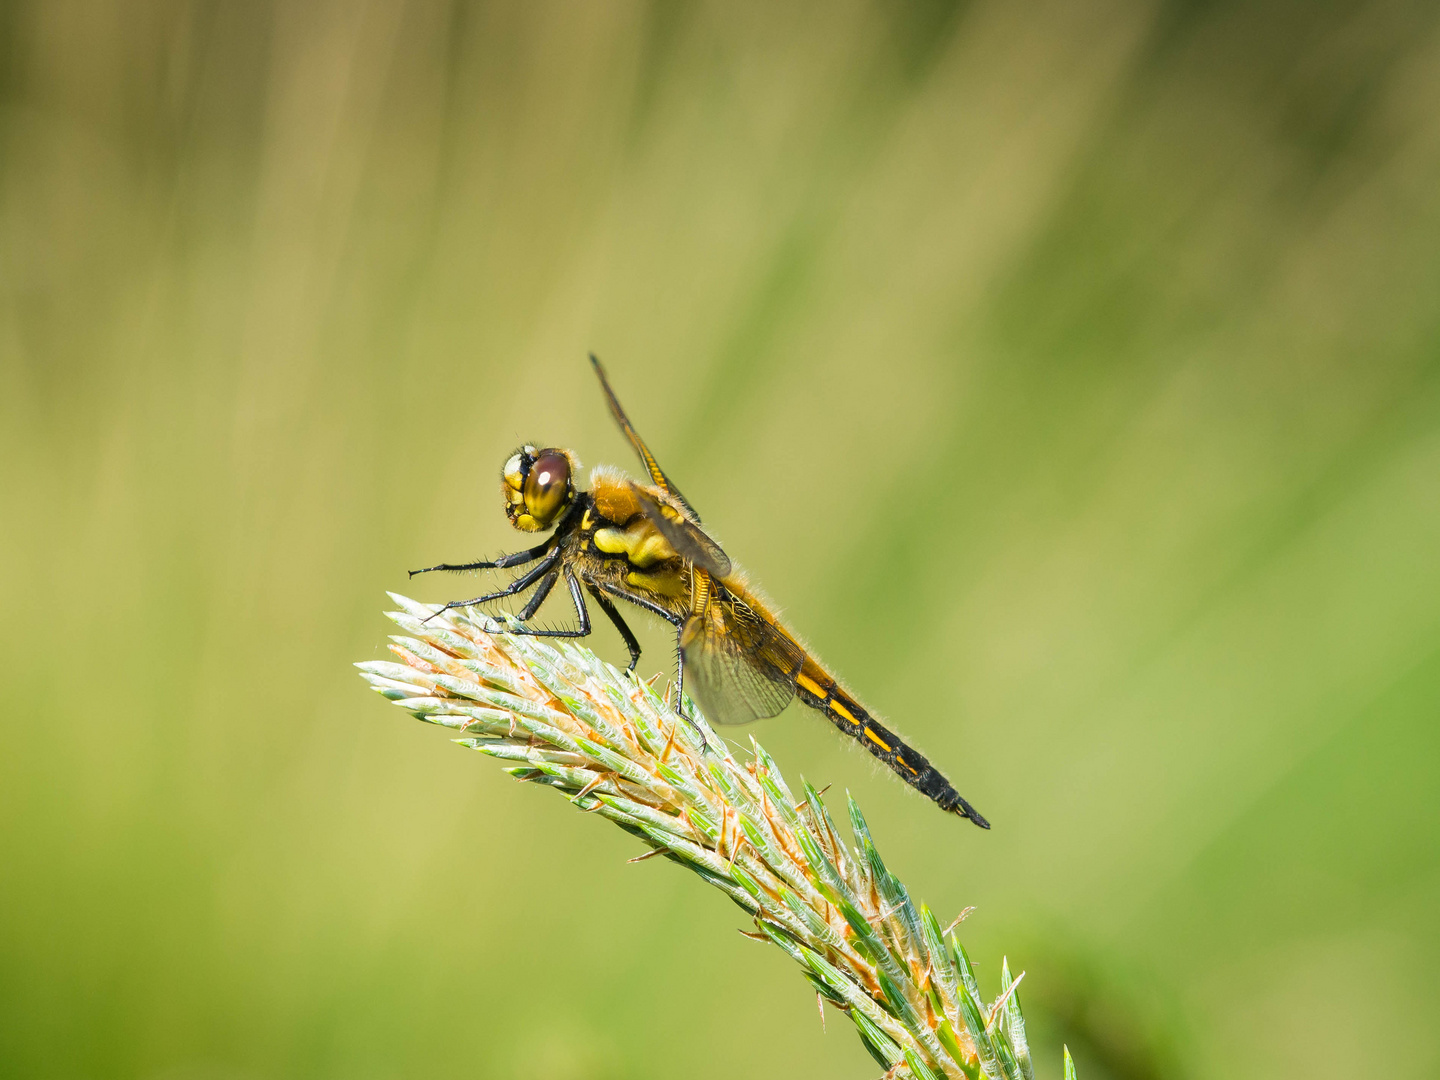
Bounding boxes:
[502,445,577,531]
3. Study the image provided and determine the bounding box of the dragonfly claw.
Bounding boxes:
[674,701,710,751]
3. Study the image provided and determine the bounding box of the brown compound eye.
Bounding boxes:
[523,450,571,527]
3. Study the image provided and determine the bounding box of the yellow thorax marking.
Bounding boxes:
[625,569,686,599]
[594,521,675,569]
[593,527,628,554]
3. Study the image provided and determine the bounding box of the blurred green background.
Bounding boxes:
[4,1,1440,1078]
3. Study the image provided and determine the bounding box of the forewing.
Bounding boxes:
[684,595,804,725]
[590,354,702,521]
[629,483,732,579]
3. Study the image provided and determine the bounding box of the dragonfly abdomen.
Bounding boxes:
[793,666,990,829]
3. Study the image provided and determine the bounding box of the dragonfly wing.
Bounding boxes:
[629,483,732,579]
[683,595,804,725]
[590,354,702,522]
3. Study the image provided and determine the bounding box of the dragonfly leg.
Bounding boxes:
[674,631,686,708]
[593,583,707,742]
[516,569,558,620]
[586,583,641,672]
[409,537,554,578]
[502,571,593,639]
[421,549,559,622]
[597,583,683,629]
[671,625,713,748]
[421,551,559,622]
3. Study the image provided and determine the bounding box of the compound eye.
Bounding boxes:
[523,450,571,526]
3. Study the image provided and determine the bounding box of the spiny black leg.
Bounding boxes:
[674,630,686,709]
[504,572,593,639]
[671,626,709,748]
[586,584,641,673]
[596,583,684,629]
[592,583,702,736]
[409,538,553,578]
[564,573,590,635]
[517,570,558,621]
[421,549,559,622]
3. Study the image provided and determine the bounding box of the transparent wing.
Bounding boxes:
[590,354,702,521]
[629,483,732,579]
[683,593,805,725]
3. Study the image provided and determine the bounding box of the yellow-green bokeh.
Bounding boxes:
[3,3,1439,1078]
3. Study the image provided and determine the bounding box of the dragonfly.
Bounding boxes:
[410,356,989,826]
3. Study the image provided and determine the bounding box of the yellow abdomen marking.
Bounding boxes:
[830,699,857,725]
[796,673,826,698]
[863,726,892,752]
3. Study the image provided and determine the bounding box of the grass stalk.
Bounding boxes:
[358,594,1075,1079]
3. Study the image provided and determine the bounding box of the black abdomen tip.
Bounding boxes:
[944,791,990,829]
[961,805,991,829]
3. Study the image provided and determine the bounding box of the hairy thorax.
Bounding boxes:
[581,468,691,610]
